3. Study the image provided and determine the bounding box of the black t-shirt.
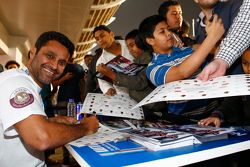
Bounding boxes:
[57,63,85,103]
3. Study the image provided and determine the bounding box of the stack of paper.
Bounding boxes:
[125,124,235,151]
[126,128,201,151]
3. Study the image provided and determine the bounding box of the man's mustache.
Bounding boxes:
[41,64,60,75]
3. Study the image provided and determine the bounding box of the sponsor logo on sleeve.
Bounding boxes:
[9,87,34,108]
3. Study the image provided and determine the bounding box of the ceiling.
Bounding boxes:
[0,0,125,63]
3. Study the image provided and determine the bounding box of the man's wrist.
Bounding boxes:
[214,58,230,69]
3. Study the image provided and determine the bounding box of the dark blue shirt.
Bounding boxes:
[146,47,193,86]
[195,0,243,75]
[195,0,243,44]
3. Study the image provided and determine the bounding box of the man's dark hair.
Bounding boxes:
[5,60,20,69]
[114,36,123,40]
[125,29,144,50]
[138,15,166,51]
[35,31,75,58]
[180,20,190,35]
[84,54,92,59]
[93,25,111,35]
[95,48,103,55]
[125,29,139,41]
[0,64,4,72]
[158,0,181,17]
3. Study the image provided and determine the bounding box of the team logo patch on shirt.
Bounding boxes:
[9,87,34,108]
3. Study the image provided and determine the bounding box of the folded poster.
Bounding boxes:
[133,74,250,108]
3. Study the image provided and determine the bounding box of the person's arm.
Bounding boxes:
[84,55,102,97]
[198,1,250,81]
[197,58,229,81]
[97,51,151,90]
[96,64,115,95]
[198,114,222,128]
[48,115,77,124]
[14,114,99,151]
[114,70,149,91]
[216,0,250,66]
[98,64,149,91]
[216,96,243,125]
[96,56,116,95]
[166,15,225,82]
[52,72,74,87]
[97,63,116,81]
[192,43,220,55]
[114,52,151,90]
[79,76,85,101]
[199,96,243,127]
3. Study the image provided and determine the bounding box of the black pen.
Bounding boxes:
[190,119,199,123]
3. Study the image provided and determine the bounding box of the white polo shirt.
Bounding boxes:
[96,40,134,94]
[0,69,46,167]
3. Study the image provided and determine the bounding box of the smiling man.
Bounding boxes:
[0,31,99,167]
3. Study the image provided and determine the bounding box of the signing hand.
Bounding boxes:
[80,115,99,135]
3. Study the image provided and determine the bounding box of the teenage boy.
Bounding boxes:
[138,15,224,119]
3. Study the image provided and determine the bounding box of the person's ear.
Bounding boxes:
[110,31,115,38]
[146,37,155,46]
[193,0,198,3]
[29,47,36,60]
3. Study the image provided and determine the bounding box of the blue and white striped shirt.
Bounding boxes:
[146,47,193,86]
[146,47,217,117]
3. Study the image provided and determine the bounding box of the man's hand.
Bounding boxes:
[198,116,221,128]
[197,58,229,81]
[80,115,99,135]
[205,15,225,41]
[105,88,116,96]
[64,72,74,80]
[96,64,110,74]
[96,63,116,80]
[171,33,184,48]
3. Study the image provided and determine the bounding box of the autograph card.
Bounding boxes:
[134,74,250,108]
[81,93,144,120]
[69,124,129,147]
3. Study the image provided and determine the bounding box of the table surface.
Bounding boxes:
[66,132,250,167]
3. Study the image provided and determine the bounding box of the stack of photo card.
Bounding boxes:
[81,93,144,120]
[167,124,236,143]
[126,127,201,151]
[133,74,250,109]
[125,124,235,151]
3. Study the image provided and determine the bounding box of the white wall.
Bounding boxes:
[0,21,27,69]
[0,47,23,69]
